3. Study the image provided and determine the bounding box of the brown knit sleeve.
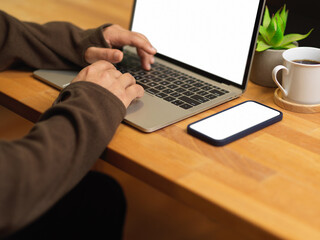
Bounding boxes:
[0,10,111,71]
[0,81,126,237]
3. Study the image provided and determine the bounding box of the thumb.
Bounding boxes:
[85,47,123,64]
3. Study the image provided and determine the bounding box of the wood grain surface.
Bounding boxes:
[1,1,320,239]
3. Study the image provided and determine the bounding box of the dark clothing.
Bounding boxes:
[0,10,109,71]
[4,171,126,240]
[0,11,126,238]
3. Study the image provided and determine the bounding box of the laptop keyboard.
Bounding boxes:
[116,53,229,110]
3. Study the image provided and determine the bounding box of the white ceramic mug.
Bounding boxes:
[272,47,320,105]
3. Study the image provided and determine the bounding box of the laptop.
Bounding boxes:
[34,0,265,132]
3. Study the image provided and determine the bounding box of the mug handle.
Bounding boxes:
[272,65,288,96]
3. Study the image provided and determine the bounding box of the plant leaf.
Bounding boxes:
[281,29,313,46]
[262,6,271,28]
[256,4,312,52]
[259,26,271,44]
[275,10,285,33]
[265,16,277,40]
[282,43,298,49]
[256,40,272,52]
[280,5,288,31]
[269,17,284,46]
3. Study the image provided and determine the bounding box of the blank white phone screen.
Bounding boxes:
[189,101,281,140]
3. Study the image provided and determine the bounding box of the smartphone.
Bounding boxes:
[187,101,282,146]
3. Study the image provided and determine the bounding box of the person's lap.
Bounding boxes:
[5,171,126,240]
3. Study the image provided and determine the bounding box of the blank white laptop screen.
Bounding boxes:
[131,0,260,85]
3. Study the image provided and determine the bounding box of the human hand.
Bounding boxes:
[85,24,157,71]
[72,60,144,108]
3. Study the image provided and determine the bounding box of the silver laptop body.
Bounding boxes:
[34,0,265,132]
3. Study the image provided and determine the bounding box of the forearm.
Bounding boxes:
[0,82,125,236]
[0,10,110,71]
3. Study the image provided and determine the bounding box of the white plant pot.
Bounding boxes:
[249,49,285,87]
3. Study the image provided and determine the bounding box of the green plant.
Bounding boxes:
[256,5,313,52]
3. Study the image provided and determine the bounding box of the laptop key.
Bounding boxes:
[179,96,201,106]
[204,94,217,99]
[163,69,173,74]
[185,79,196,84]
[138,71,147,75]
[202,86,213,91]
[146,88,159,95]
[152,77,162,82]
[155,92,168,98]
[171,100,184,106]
[170,92,181,98]
[173,80,184,85]
[209,89,225,96]
[163,89,174,94]
[140,79,150,84]
[175,88,186,93]
[171,73,180,77]
[159,74,168,78]
[193,82,204,87]
[159,80,170,85]
[181,84,192,88]
[180,104,193,109]
[197,90,209,96]
[167,84,179,89]
[154,66,165,71]
[155,85,166,90]
[178,76,188,80]
[147,82,159,87]
[183,91,194,96]
[189,87,201,92]
[167,77,176,82]
[163,96,175,102]
[191,95,210,103]
[137,83,150,90]
[152,71,161,75]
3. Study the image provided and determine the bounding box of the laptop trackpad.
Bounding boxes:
[125,93,185,132]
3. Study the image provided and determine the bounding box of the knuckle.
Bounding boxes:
[95,59,115,69]
[114,69,122,75]
[133,33,144,42]
[84,65,95,75]
[103,60,114,68]
[123,73,136,83]
[137,32,147,40]
[101,70,111,79]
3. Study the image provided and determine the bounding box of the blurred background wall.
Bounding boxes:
[266,0,319,47]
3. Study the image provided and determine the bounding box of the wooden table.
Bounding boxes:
[1,1,320,239]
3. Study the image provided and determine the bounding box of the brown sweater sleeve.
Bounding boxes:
[0,82,126,237]
[0,10,110,71]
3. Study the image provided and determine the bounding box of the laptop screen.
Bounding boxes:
[131,0,263,88]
